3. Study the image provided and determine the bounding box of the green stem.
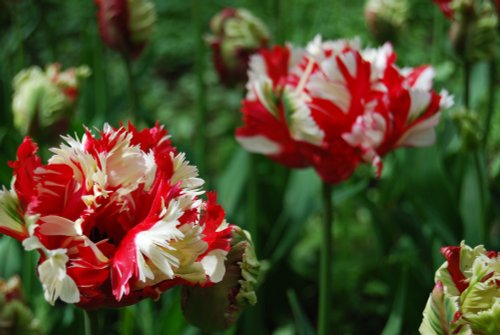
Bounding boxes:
[273,0,284,44]
[482,59,496,148]
[192,0,207,178]
[90,20,108,123]
[84,310,100,335]
[247,154,259,250]
[463,60,471,110]
[123,55,138,122]
[473,151,486,241]
[432,5,444,65]
[318,182,333,335]
[120,306,135,335]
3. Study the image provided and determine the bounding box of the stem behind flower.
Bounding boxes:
[247,155,259,251]
[318,182,333,335]
[84,310,100,335]
[482,59,496,148]
[123,55,139,122]
[192,0,208,179]
[464,60,471,110]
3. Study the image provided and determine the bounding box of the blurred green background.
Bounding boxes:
[0,0,499,334]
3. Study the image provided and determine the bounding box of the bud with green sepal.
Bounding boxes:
[207,7,270,87]
[0,276,41,335]
[181,226,260,332]
[12,64,90,140]
[364,0,409,43]
[447,0,498,61]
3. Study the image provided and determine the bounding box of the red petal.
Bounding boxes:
[8,137,42,210]
[440,246,469,293]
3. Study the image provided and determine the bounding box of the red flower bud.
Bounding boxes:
[207,8,270,87]
[95,0,156,59]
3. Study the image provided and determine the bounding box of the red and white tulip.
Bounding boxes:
[236,36,452,184]
[0,124,233,308]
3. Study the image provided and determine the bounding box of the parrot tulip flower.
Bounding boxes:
[0,123,234,309]
[420,242,500,335]
[236,36,452,184]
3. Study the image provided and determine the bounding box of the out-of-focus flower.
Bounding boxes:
[95,0,156,59]
[433,0,498,61]
[0,276,40,335]
[451,107,482,150]
[12,64,90,138]
[0,123,235,309]
[207,7,270,87]
[181,226,259,332]
[419,242,500,335]
[364,0,409,42]
[236,36,452,184]
[434,0,455,19]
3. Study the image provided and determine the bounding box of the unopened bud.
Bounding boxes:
[449,0,498,61]
[181,226,260,332]
[0,276,40,335]
[207,8,270,87]
[364,0,409,42]
[12,64,90,140]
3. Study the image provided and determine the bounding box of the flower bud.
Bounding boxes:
[448,0,498,61]
[181,226,260,332]
[12,64,90,140]
[207,8,270,87]
[95,0,156,59]
[0,276,41,335]
[451,108,482,151]
[364,0,409,42]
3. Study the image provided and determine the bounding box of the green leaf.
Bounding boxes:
[0,236,21,278]
[460,154,485,246]
[286,289,314,335]
[267,168,320,263]
[216,148,249,219]
[382,268,408,335]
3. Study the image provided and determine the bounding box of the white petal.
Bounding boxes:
[439,90,454,109]
[200,249,228,283]
[22,236,44,251]
[408,90,432,121]
[38,249,80,305]
[235,135,282,155]
[397,113,441,147]
[339,52,357,78]
[412,67,435,91]
[38,215,80,236]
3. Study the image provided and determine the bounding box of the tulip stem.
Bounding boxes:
[123,55,138,122]
[482,59,496,147]
[247,154,259,250]
[463,60,471,110]
[192,0,208,178]
[84,310,100,335]
[432,5,444,64]
[318,182,333,335]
